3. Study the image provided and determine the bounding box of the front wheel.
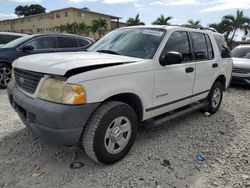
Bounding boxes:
[206,82,223,114]
[82,101,138,164]
[0,63,12,89]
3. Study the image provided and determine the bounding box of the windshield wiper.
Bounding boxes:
[97,50,120,55]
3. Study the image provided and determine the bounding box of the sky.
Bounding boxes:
[0,0,250,38]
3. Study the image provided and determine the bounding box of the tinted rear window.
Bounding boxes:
[191,32,208,60]
[57,37,79,48]
[214,35,231,58]
[78,38,91,47]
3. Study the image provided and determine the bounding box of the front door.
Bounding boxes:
[150,31,195,117]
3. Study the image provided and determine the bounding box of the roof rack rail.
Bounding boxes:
[169,24,218,33]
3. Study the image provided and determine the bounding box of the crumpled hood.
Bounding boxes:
[13,51,142,76]
[233,58,250,69]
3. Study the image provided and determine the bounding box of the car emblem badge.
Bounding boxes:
[19,77,25,83]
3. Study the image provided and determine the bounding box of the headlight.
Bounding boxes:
[11,69,15,81]
[38,78,86,105]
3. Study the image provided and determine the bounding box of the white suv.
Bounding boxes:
[7,26,233,164]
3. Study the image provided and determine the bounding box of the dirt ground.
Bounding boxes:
[0,86,249,188]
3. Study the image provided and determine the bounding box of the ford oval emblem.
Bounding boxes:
[19,77,25,83]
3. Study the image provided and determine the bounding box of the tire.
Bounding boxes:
[206,82,223,114]
[82,101,138,164]
[0,63,12,89]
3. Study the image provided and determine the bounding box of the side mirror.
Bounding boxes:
[160,51,182,66]
[20,45,34,52]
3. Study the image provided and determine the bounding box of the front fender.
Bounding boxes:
[76,71,154,115]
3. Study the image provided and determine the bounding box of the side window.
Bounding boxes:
[191,32,208,60]
[26,37,57,49]
[78,39,91,47]
[164,31,192,62]
[57,37,79,48]
[214,35,231,58]
[205,34,214,60]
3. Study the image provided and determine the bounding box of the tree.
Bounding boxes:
[221,10,250,47]
[187,19,201,27]
[126,14,145,26]
[78,22,89,35]
[209,19,233,42]
[92,18,108,39]
[152,15,172,25]
[15,4,46,17]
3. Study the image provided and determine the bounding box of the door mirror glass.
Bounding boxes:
[20,45,34,52]
[160,51,183,66]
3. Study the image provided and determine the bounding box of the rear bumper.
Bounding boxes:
[7,81,100,147]
[231,73,250,85]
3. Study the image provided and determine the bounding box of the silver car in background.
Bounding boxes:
[231,45,250,85]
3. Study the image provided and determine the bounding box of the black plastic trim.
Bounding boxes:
[64,62,135,77]
[146,90,209,112]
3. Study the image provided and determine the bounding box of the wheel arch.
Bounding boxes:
[0,61,12,66]
[214,74,226,91]
[103,93,144,122]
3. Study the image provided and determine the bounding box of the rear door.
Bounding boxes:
[151,31,195,117]
[190,32,219,103]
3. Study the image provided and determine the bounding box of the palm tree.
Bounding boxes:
[127,14,145,26]
[187,19,201,27]
[64,23,74,33]
[152,15,172,25]
[222,10,250,46]
[55,24,67,33]
[209,20,233,42]
[92,18,108,39]
[77,21,89,35]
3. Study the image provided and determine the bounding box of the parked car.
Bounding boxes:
[0,32,28,48]
[0,33,94,88]
[7,26,232,164]
[231,45,250,85]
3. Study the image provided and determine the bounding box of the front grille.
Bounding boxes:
[14,68,44,94]
[233,68,250,74]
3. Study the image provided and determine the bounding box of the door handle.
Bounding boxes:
[185,67,194,73]
[212,63,218,68]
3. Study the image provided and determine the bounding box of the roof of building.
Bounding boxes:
[0,7,121,23]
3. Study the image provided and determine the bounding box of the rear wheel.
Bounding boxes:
[82,101,138,164]
[0,63,12,89]
[206,82,223,114]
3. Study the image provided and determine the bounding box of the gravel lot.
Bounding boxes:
[0,86,249,188]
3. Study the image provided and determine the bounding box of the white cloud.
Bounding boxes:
[10,0,42,3]
[0,13,17,21]
[103,0,137,4]
[165,0,198,6]
[201,0,250,12]
[68,0,97,3]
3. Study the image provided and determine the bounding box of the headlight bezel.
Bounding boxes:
[38,77,86,105]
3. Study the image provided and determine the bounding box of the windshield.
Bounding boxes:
[2,35,33,48]
[232,47,250,59]
[88,28,166,59]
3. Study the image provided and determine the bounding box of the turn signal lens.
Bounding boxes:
[62,84,86,105]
